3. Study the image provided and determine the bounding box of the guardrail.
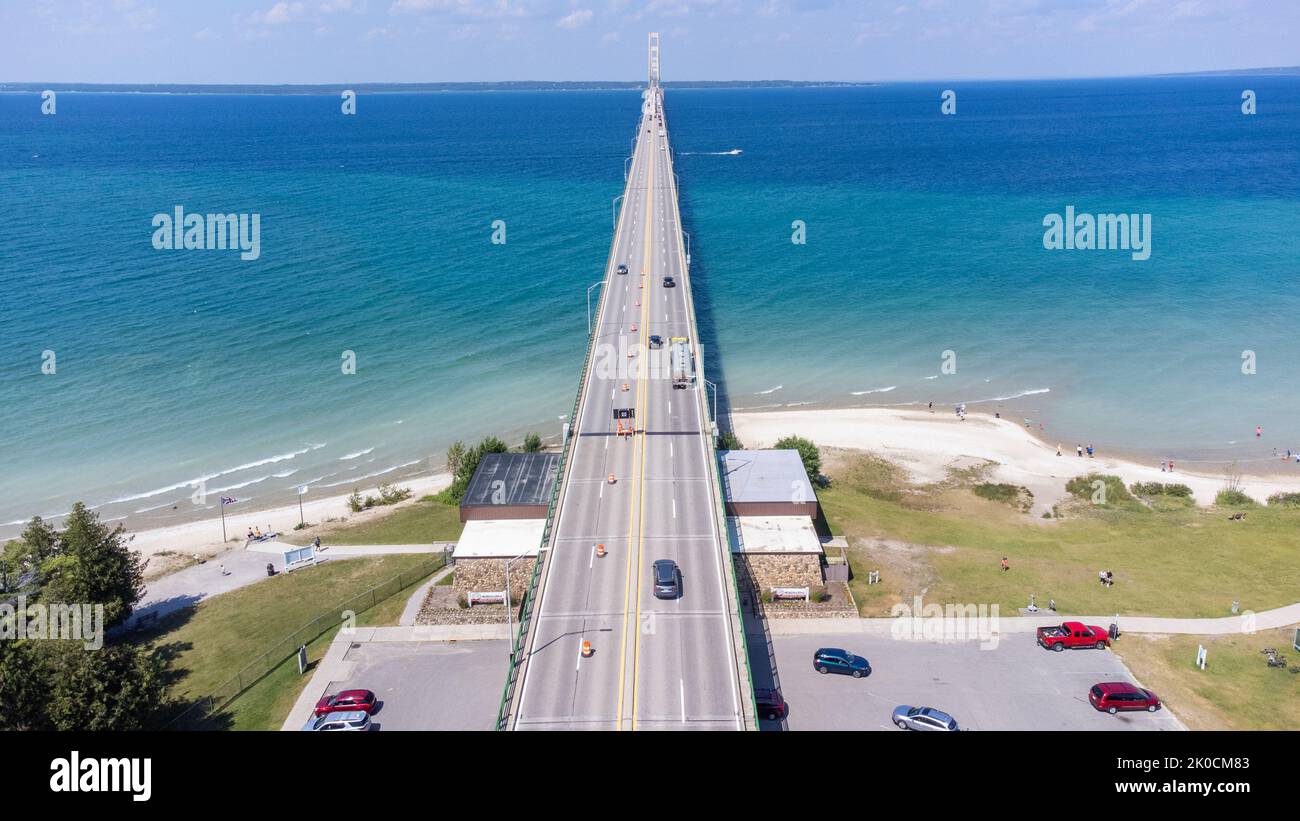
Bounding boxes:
[493,150,632,730]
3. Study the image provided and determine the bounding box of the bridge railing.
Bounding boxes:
[494,162,631,731]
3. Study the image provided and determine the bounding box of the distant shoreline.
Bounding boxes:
[0,81,876,96]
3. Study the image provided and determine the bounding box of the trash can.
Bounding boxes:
[266,562,275,577]
[1108,622,1119,641]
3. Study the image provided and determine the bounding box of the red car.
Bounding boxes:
[1088,682,1161,714]
[314,689,377,717]
[754,687,787,721]
[1037,621,1110,652]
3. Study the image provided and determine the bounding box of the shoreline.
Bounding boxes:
[124,472,451,559]
[730,407,1300,516]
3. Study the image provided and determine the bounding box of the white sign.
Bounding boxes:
[284,545,317,571]
[772,587,809,602]
[1196,644,1207,670]
[467,591,507,606]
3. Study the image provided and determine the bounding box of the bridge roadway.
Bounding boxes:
[511,87,750,730]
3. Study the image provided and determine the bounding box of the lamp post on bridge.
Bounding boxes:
[611,194,624,229]
[704,378,718,424]
[682,230,690,268]
[586,280,603,336]
[503,553,530,667]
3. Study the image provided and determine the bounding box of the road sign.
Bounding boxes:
[613,408,635,420]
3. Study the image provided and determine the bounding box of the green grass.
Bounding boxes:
[1114,627,1300,730]
[820,453,1300,619]
[147,554,437,729]
[972,482,1032,511]
[295,497,464,545]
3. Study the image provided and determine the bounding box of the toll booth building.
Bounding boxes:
[720,450,825,594]
[453,452,560,602]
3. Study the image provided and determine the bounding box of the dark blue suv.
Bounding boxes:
[813,648,871,678]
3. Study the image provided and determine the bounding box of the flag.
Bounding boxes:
[221,496,237,506]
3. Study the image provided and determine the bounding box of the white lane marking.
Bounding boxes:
[672,498,676,519]
[680,678,686,724]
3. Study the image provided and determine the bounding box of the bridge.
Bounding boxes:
[498,33,756,731]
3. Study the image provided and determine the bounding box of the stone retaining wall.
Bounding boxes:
[453,557,536,602]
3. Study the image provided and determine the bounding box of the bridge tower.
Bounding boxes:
[648,31,660,88]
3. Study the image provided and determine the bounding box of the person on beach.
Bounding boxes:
[1087,444,1094,457]
[1076,445,1083,457]
[1000,556,1010,572]
[1099,569,1107,586]
[253,527,263,539]
[313,536,322,551]
[1106,570,1114,587]
[246,527,254,541]
[1056,443,1062,456]
[928,402,933,413]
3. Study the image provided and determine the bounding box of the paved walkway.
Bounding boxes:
[130,542,444,628]
[282,624,510,731]
[398,565,454,626]
[766,602,1300,638]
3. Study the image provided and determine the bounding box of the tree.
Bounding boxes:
[717,430,744,451]
[34,503,145,630]
[522,432,543,453]
[774,435,822,485]
[445,440,466,478]
[446,435,510,502]
[43,641,168,731]
[0,640,53,730]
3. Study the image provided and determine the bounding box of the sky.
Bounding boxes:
[2,0,1297,84]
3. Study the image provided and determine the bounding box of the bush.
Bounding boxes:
[1215,489,1256,507]
[377,483,412,505]
[522,432,543,453]
[717,430,744,451]
[774,435,821,485]
[1065,474,1133,506]
[1267,492,1300,508]
[1130,482,1193,498]
[444,435,510,502]
[346,489,364,513]
[973,483,1033,511]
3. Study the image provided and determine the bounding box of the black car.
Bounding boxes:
[813,647,871,678]
[662,276,675,288]
[616,264,628,275]
[754,687,787,721]
[652,559,680,599]
[649,334,664,349]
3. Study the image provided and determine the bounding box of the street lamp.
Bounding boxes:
[682,230,690,268]
[704,378,718,423]
[586,280,603,336]
[625,156,633,182]
[611,194,624,229]
[503,553,531,666]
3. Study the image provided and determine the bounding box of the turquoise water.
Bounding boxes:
[2,78,1299,534]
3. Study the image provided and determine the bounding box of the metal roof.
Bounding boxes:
[461,452,560,509]
[453,519,546,559]
[719,449,815,505]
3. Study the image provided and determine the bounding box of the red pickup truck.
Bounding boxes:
[1037,621,1110,652]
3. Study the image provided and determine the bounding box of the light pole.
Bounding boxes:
[503,553,530,666]
[586,280,603,336]
[611,194,624,229]
[704,378,718,423]
[625,156,633,181]
[682,230,690,268]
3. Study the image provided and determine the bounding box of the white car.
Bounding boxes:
[302,710,372,731]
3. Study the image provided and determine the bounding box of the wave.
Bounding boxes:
[754,385,783,395]
[681,149,742,156]
[318,460,421,489]
[962,388,1052,404]
[924,375,940,380]
[851,386,896,396]
[104,443,326,505]
[272,469,298,479]
[209,474,274,494]
[785,401,813,407]
[134,501,179,514]
[339,447,375,461]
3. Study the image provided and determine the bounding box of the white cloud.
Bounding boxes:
[557,8,593,28]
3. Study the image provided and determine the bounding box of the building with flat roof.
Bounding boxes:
[459,452,560,523]
[727,515,824,593]
[452,518,546,603]
[718,449,819,518]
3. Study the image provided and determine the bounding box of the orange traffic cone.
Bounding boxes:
[621,382,629,391]
[596,543,606,558]
[607,473,616,484]
[581,640,593,658]
[630,324,637,332]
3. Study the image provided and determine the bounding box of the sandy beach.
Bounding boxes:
[125,473,452,558]
[731,408,1300,516]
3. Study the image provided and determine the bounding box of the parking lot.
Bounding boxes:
[753,632,1185,731]
[323,640,508,731]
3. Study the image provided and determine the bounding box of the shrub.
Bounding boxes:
[1130,482,1193,498]
[377,483,412,505]
[444,435,510,502]
[346,489,364,513]
[522,432,543,453]
[1215,489,1256,507]
[973,483,1033,511]
[1267,492,1300,508]
[1065,474,1133,506]
[774,435,821,485]
[717,430,744,451]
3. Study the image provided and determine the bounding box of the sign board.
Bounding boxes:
[613,408,635,420]
[284,545,317,572]
[772,587,809,602]
[1196,645,1207,670]
[1294,628,1299,653]
[467,591,507,606]
[297,644,308,675]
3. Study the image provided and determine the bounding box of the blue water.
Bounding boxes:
[2,78,1299,535]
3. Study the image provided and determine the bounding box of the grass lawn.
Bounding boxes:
[1113,627,1300,730]
[820,453,1300,619]
[291,497,464,545]
[147,553,439,730]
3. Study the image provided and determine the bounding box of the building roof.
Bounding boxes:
[719,449,815,505]
[461,452,559,509]
[727,516,823,555]
[453,519,546,559]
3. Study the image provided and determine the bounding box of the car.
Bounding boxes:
[649,334,664,349]
[1088,682,1162,714]
[301,710,372,731]
[892,705,960,731]
[314,688,377,717]
[754,687,787,721]
[662,276,675,288]
[616,264,628,275]
[1037,621,1111,652]
[652,559,680,599]
[812,647,871,678]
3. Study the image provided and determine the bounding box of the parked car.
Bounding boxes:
[754,687,787,721]
[616,264,628,275]
[812,647,871,678]
[1037,621,1111,652]
[892,705,960,731]
[662,276,675,288]
[1088,682,1161,714]
[301,710,372,731]
[314,688,377,717]
[649,334,664,349]
[652,559,680,599]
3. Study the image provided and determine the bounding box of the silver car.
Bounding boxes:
[891,706,959,731]
[302,710,372,731]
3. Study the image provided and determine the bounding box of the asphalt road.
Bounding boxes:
[512,88,744,730]
[759,634,1185,731]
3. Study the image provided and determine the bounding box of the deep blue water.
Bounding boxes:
[2,78,1299,534]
